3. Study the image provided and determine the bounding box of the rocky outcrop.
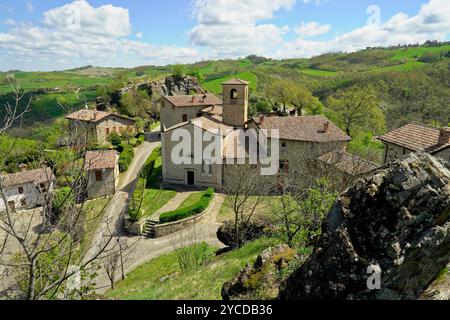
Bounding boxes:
[281,152,450,300]
[222,245,297,300]
[217,221,276,249]
[120,75,205,101]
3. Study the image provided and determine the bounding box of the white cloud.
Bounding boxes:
[4,19,16,26]
[26,1,34,13]
[43,0,131,37]
[295,21,331,37]
[190,0,294,57]
[0,1,201,71]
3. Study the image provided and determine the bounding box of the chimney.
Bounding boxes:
[19,164,28,172]
[438,127,450,145]
[323,121,330,133]
[259,115,265,126]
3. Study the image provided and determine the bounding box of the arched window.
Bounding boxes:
[230,89,238,100]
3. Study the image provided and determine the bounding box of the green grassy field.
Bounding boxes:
[176,191,206,211]
[202,71,258,93]
[299,68,338,77]
[105,237,280,300]
[390,45,450,61]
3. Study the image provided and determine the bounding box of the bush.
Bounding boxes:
[107,132,122,147]
[159,188,214,223]
[52,187,75,215]
[118,143,134,172]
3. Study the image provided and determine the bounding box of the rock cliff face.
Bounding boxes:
[120,75,205,101]
[281,153,450,300]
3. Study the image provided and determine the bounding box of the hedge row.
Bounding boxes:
[159,188,214,223]
[119,143,135,172]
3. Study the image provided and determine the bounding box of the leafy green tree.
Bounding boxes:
[264,79,295,113]
[328,85,385,136]
[291,86,324,115]
[172,65,185,81]
[119,89,151,118]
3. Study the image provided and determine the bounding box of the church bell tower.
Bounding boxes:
[221,78,249,128]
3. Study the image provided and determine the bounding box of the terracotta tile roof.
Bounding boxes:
[66,109,134,124]
[84,150,118,170]
[163,94,222,107]
[1,167,55,188]
[378,122,450,154]
[221,78,250,85]
[165,114,233,135]
[319,151,380,176]
[253,115,351,143]
[201,105,223,117]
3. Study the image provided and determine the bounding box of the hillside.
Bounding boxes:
[1,42,449,132]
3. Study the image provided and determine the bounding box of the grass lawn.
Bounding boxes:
[176,191,205,211]
[217,196,279,224]
[390,45,450,61]
[299,68,338,77]
[137,147,177,219]
[202,71,258,94]
[79,197,111,256]
[105,237,281,300]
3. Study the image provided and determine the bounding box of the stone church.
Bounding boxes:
[160,78,373,190]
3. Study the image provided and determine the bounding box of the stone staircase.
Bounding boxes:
[143,220,157,238]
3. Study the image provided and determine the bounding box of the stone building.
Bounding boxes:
[66,109,135,145]
[159,94,222,131]
[84,150,119,200]
[378,122,450,163]
[0,166,55,212]
[161,78,370,191]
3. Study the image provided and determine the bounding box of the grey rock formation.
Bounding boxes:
[120,75,205,101]
[281,153,450,300]
[222,244,296,300]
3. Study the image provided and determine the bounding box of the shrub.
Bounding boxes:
[159,188,214,223]
[52,187,75,215]
[107,132,122,147]
[118,143,134,172]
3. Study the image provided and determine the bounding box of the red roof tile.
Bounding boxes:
[253,115,351,143]
[84,150,118,170]
[1,167,55,188]
[163,94,222,107]
[66,109,134,124]
[378,122,450,154]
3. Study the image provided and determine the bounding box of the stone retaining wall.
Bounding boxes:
[125,194,216,237]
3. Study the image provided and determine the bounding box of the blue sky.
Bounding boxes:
[0,0,448,71]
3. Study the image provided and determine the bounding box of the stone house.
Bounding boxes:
[161,78,369,191]
[84,150,119,199]
[66,109,135,145]
[378,123,450,163]
[159,94,222,132]
[0,166,55,212]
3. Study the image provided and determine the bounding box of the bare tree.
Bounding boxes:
[0,84,123,300]
[102,248,121,290]
[222,165,270,248]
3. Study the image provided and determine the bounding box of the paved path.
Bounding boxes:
[83,135,161,265]
[94,193,225,294]
[150,191,195,222]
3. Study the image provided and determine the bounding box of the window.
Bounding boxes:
[40,183,47,192]
[95,170,103,182]
[182,114,188,122]
[281,142,287,149]
[106,128,110,136]
[230,89,238,100]
[20,199,27,207]
[18,187,24,194]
